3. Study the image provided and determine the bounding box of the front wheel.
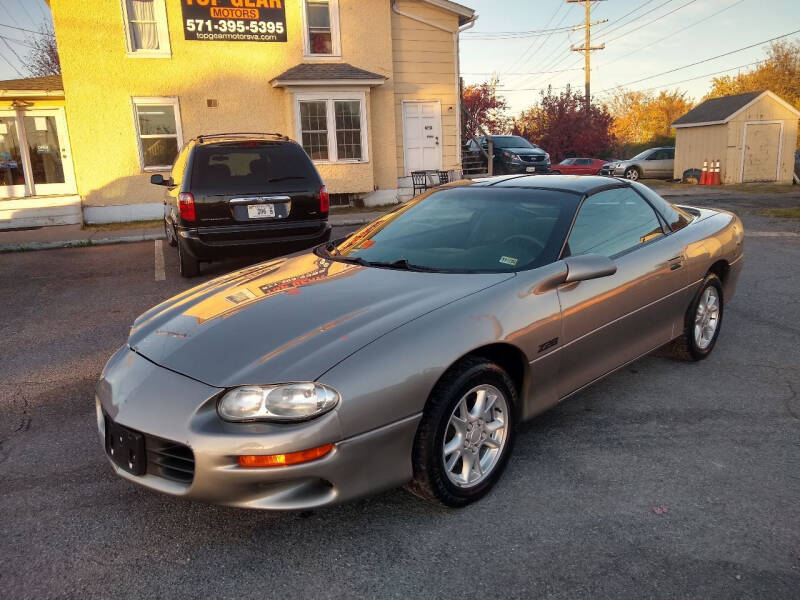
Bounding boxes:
[551,170,561,175]
[624,167,641,181]
[668,273,724,361]
[408,357,517,507]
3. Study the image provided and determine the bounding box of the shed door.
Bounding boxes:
[742,123,781,182]
[403,102,442,175]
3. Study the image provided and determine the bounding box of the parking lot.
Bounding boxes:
[1,209,799,599]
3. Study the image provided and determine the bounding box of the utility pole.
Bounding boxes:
[567,0,606,104]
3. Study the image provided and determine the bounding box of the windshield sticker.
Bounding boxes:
[499,256,518,266]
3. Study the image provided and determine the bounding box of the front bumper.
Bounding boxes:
[505,160,551,174]
[96,346,421,510]
[178,219,331,260]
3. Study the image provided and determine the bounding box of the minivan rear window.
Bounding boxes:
[191,142,319,193]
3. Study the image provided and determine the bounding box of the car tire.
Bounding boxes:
[177,239,200,278]
[408,356,517,507]
[624,166,641,181]
[164,217,177,247]
[667,273,724,361]
[551,170,561,175]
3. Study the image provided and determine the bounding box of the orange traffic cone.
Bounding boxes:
[711,159,721,185]
[699,159,709,185]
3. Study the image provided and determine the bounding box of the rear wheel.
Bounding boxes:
[409,357,516,507]
[177,239,200,278]
[668,273,723,361]
[164,217,177,247]
[624,166,641,181]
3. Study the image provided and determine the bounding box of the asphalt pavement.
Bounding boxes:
[1,217,798,599]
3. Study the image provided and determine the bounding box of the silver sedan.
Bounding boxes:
[97,175,743,509]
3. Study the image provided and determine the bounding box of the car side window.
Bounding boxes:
[664,148,674,159]
[647,150,663,160]
[566,188,665,258]
[576,159,591,165]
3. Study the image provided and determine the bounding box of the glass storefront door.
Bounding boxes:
[0,108,76,199]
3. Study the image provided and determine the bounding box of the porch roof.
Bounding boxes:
[271,64,387,88]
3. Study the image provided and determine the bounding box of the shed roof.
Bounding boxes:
[672,90,800,128]
[0,75,63,92]
[271,63,386,87]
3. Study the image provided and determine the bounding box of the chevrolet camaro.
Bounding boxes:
[97,175,744,509]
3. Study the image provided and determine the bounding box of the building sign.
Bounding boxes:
[180,0,287,42]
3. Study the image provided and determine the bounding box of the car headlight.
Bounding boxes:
[217,383,340,422]
[544,153,550,161]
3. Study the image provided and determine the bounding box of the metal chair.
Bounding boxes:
[411,171,429,196]
[437,170,450,185]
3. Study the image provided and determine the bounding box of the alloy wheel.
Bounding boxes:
[442,384,509,488]
[694,286,720,350]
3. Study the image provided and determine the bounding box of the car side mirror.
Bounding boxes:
[150,174,168,186]
[563,254,617,283]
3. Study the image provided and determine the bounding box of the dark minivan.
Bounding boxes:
[152,133,331,277]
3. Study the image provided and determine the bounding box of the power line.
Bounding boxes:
[501,2,568,78]
[463,67,583,76]
[600,0,747,68]
[15,0,38,28]
[593,0,660,35]
[0,33,36,50]
[597,0,680,39]
[600,28,800,91]
[0,40,24,77]
[0,34,26,66]
[0,3,21,27]
[602,0,697,45]
[568,0,606,103]
[508,5,579,87]
[462,25,576,40]
[0,22,53,36]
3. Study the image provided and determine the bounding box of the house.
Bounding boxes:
[1,0,476,228]
[672,90,800,184]
[0,75,83,228]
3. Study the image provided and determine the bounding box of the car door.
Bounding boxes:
[556,186,689,397]
[644,149,670,178]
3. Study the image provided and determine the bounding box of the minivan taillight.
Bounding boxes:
[319,186,329,213]
[178,192,196,221]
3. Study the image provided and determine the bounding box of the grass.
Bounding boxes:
[84,219,162,231]
[761,207,800,219]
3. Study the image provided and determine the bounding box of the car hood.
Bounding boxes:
[128,252,513,388]
[503,147,547,157]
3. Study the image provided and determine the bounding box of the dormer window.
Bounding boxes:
[303,0,341,57]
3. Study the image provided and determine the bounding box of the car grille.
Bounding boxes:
[145,435,195,484]
[520,155,545,163]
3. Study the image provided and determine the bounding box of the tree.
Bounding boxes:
[461,81,512,138]
[605,88,693,154]
[512,86,616,162]
[25,26,60,77]
[706,40,799,108]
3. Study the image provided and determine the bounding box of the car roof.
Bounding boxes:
[469,174,628,195]
[194,132,291,145]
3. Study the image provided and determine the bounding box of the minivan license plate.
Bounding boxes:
[247,204,276,219]
[525,167,536,173]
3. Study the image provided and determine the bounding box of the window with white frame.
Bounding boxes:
[303,0,340,56]
[121,0,171,56]
[132,98,182,170]
[296,93,367,163]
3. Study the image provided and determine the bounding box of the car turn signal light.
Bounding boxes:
[237,443,334,468]
[178,192,196,221]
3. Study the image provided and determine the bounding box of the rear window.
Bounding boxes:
[190,142,319,193]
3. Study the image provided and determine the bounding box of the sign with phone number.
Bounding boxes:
[180,0,287,42]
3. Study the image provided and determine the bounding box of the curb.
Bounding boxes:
[0,232,165,253]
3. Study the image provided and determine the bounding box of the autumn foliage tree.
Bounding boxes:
[461,81,512,138]
[512,87,616,162]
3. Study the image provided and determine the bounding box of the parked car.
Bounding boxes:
[467,135,550,174]
[606,147,675,180]
[97,175,743,510]
[551,157,608,175]
[152,133,331,277]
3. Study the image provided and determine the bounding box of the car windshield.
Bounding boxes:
[317,186,580,273]
[191,142,318,193]
[630,149,654,160]
[491,136,535,149]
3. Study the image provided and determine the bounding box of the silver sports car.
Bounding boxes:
[97,175,744,509]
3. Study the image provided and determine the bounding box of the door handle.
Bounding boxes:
[668,256,683,270]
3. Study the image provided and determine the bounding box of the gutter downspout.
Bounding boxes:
[391,0,476,174]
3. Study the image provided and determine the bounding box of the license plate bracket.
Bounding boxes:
[247,204,276,219]
[105,418,146,476]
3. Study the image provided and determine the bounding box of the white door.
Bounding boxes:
[403,101,442,175]
[0,108,76,199]
[742,122,781,182]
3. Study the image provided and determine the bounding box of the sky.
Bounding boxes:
[460,0,800,112]
[0,0,798,112]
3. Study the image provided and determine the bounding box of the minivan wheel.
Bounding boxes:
[668,273,724,361]
[164,218,177,247]
[408,356,516,507]
[177,239,200,278]
[624,166,641,181]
